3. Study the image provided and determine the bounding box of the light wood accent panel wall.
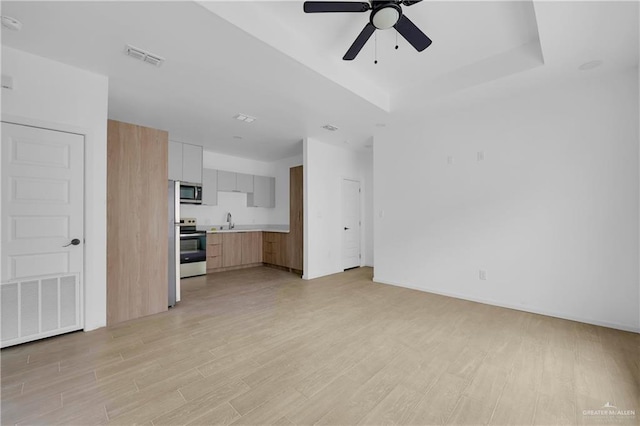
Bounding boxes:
[107,120,168,325]
[288,166,303,271]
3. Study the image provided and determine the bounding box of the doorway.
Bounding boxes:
[342,178,361,270]
[1,122,85,347]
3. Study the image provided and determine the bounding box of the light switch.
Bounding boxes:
[447,156,454,165]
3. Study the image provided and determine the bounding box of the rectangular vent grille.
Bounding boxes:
[1,273,81,348]
[124,44,165,67]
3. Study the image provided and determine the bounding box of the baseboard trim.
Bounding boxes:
[373,276,640,334]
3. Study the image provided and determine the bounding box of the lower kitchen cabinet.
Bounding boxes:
[207,232,263,272]
[263,232,289,268]
[222,233,243,267]
[207,234,222,271]
[241,232,263,265]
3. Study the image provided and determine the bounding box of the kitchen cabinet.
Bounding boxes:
[217,171,253,193]
[202,168,218,206]
[222,233,243,267]
[263,232,288,268]
[248,175,275,208]
[168,141,203,184]
[207,234,222,271]
[288,166,303,271]
[107,120,168,325]
[217,170,237,192]
[237,173,254,193]
[241,232,263,265]
[208,232,262,271]
[182,143,203,184]
[168,141,183,181]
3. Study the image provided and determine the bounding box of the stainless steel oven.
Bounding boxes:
[179,218,206,278]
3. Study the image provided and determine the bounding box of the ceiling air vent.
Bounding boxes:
[124,44,165,67]
[322,124,339,131]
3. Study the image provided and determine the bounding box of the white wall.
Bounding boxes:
[374,68,640,332]
[304,138,373,280]
[1,47,109,331]
[180,150,302,226]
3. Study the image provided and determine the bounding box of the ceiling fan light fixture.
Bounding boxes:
[372,6,400,30]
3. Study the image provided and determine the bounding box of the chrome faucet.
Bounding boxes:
[226,212,234,230]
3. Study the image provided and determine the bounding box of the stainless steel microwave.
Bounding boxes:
[179,182,202,204]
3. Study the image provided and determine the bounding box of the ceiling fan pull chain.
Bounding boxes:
[374,31,378,64]
[395,30,399,50]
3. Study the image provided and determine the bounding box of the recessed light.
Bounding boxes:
[234,113,256,123]
[322,124,339,131]
[578,60,603,71]
[232,135,243,140]
[124,44,164,67]
[1,16,22,31]
[375,123,386,128]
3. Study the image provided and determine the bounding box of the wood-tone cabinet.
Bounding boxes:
[261,165,303,274]
[241,232,263,265]
[222,233,243,267]
[202,168,218,206]
[207,234,222,271]
[263,232,289,268]
[168,141,202,183]
[107,120,168,326]
[207,232,263,272]
[288,165,303,271]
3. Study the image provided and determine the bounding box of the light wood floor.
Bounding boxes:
[1,267,638,425]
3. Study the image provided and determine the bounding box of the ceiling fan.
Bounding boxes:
[303,0,432,61]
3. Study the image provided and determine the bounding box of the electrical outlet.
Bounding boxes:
[477,151,485,161]
[447,156,455,165]
[479,270,487,280]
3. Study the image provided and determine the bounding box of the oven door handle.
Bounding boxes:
[179,233,206,238]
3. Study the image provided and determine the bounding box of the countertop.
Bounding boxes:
[198,224,289,234]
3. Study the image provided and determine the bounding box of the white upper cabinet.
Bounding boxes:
[182,143,203,184]
[168,141,183,181]
[217,170,237,192]
[237,173,254,193]
[168,141,202,184]
[203,168,275,208]
[202,168,218,206]
[248,175,275,208]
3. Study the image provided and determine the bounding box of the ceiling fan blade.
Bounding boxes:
[402,0,423,6]
[343,23,376,60]
[303,2,370,13]
[394,14,432,52]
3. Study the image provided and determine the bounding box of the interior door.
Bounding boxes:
[342,178,361,270]
[1,122,84,348]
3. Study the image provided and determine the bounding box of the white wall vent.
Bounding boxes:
[124,44,165,67]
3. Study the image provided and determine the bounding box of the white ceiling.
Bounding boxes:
[1,1,638,161]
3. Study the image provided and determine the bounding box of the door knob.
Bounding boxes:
[63,238,81,247]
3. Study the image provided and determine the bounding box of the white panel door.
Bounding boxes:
[342,179,361,270]
[1,122,84,347]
